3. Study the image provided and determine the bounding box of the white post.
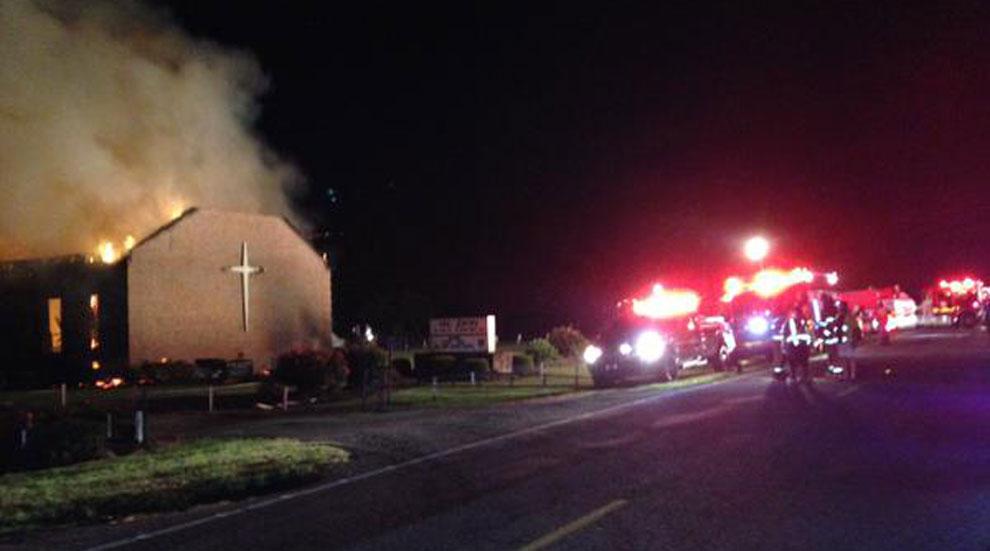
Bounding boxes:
[59,383,67,408]
[282,386,289,411]
[208,385,214,413]
[470,371,476,386]
[134,411,144,444]
[106,412,113,439]
[19,428,27,449]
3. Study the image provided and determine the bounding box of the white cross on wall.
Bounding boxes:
[224,241,264,331]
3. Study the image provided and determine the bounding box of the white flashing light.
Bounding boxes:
[826,272,839,286]
[583,345,603,365]
[744,236,770,263]
[618,343,633,356]
[746,316,770,335]
[634,330,665,364]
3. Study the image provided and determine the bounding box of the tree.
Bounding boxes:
[526,338,559,365]
[546,325,588,357]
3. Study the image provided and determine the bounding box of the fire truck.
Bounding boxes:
[719,268,840,364]
[835,287,917,334]
[923,278,986,328]
[584,284,737,387]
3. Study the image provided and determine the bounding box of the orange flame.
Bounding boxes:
[95,376,124,390]
[169,203,186,220]
[93,234,138,264]
[97,241,118,264]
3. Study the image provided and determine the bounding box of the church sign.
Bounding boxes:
[428,315,497,353]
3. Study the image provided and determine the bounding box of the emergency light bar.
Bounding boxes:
[631,284,700,320]
[938,278,982,295]
[722,268,837,302]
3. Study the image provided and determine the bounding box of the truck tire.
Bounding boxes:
[959,311,978,329]
[591,371,613,388]
[708,344,729,373]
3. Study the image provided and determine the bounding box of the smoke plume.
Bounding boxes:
[0,0,302,260]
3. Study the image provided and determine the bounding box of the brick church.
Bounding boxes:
[0,209,332,388]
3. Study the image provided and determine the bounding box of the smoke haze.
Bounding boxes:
[0,0,301,260]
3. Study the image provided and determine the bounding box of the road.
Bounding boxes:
[16,329,990,550]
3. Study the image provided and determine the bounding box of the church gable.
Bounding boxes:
[125,209,331,370]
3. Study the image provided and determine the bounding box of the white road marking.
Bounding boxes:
[798,384,818,405]
[85,375,746,551]
[835,385,862,399]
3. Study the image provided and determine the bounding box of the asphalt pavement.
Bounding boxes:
[12,329,990,550]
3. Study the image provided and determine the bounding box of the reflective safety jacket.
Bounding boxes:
[782,316,814,346]
[819,316,847,346]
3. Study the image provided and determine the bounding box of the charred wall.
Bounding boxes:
[0,257,126,388]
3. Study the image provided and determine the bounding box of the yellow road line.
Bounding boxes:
[519,499,628,551]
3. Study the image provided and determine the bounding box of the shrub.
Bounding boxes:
[413,354,457,381]
[22,418,107,469]
[272,349,349,396]
[461,357,491,381]
[137,361,198,385]
[526,338,559,365]
[225,359,255,382]
[547,325,588,357]
[0,409,19,472]
[391,357,414,377]
[192,359,227,383]
[512,353,536,376]
[345,343,389,387]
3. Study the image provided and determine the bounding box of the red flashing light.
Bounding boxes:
[631,283,700,319]
[722,277,745,302]
[938,277,982,295]
[722,267,817,301]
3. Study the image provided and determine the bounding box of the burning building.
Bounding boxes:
[0,209,332,388]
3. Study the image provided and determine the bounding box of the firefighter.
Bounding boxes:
[835,301,856,379]
[876,304,891,345]
[819,295,842,375]
[781,304,814,383]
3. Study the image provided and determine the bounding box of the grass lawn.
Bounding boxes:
[0,438,348,533]
[378,364,730,409]
[388,382,579,407]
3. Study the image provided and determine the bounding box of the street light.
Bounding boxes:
[743,236,770,263]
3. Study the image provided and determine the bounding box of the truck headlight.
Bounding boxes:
[583,345,603,364]
[634,330,665,363]
[746,316,770,335]
[618,342,633,356]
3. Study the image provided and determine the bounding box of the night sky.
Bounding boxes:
[158,1,990,337]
